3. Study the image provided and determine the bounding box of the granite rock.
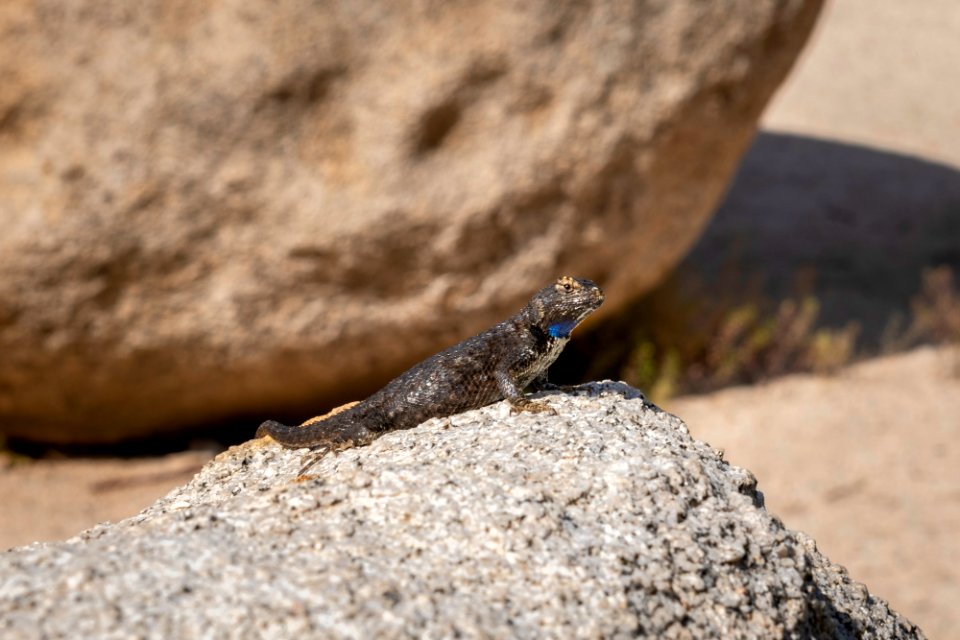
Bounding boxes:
[0,383,923,638]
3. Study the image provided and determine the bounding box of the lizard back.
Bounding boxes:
[256,276,604,451]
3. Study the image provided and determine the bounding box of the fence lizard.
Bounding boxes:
[256,276,604,461]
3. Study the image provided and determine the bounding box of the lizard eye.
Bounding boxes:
[563,282,573,291]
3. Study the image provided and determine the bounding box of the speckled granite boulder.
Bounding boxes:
[0,383,922,638]
[0,0,823,443]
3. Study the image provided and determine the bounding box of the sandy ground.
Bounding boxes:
[763,0,960,168]
[0,450,215,550]
[667,345,960,639]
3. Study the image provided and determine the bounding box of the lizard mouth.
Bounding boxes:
[590,288,605,308]
[576,291,604,322]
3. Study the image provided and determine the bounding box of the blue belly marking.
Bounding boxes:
[547,320,577,338]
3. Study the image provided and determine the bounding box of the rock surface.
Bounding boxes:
[669,346,960,640]
[0,383,923,638]
[0,0,822,443]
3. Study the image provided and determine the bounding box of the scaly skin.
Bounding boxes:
[256,276,604,454]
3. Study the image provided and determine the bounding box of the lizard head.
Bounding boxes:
[528,276,604,339]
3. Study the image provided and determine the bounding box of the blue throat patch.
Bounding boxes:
[547,320,577,339]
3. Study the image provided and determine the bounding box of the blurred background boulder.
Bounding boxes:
[0,0,822,444]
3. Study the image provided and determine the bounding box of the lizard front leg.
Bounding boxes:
[494,367,557,415]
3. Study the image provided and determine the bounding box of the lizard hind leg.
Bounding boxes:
[297,448,331,477]
[295,427,377,478]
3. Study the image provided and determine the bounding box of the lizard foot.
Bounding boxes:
[296,447,331,477]
[509,397,557,415]
[295,436,361,478]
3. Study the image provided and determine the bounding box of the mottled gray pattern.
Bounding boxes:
[257,277,603,450]
[0,383,922,639]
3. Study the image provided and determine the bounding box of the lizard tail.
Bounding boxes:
[256,419,329,449]
[256,419,283,439]
[256,403,376,450]
[257,419,290,441]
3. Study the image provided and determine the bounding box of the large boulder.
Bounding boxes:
[0,384,922,638]
[0,1,823,443]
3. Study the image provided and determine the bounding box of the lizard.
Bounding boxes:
[256,276,604,461]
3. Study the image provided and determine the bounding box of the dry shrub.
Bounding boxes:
[602,265,960,402]
[580,268,861,403]
[909,266,960,344]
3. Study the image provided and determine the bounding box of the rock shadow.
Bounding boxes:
[683,131,960,345]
